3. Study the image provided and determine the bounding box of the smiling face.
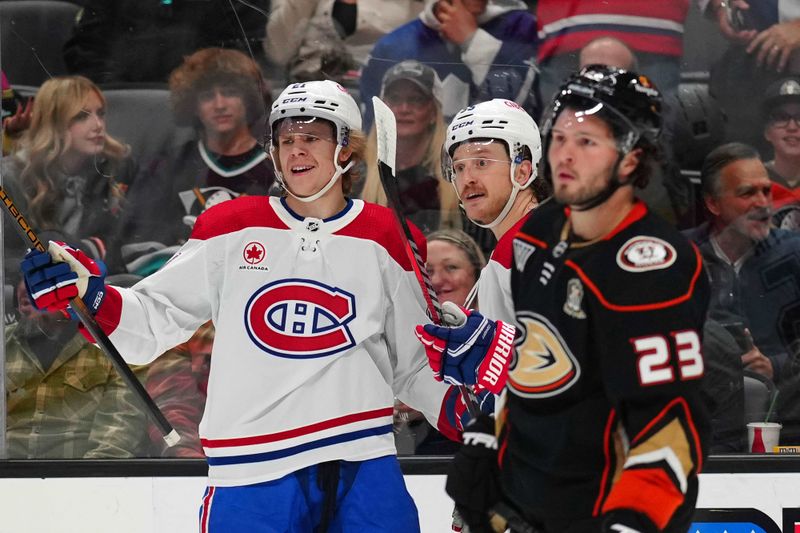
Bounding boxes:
[384,80,435,139]
[65,90,106,161]
[765,102,800,162]
[427,239,478,305]
[451,140,513,224]
[276,117,347,198]
[196,84,249,138]
[705,157,773,242]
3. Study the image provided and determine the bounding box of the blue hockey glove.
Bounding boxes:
[21,241,108,315]
[415,301,516,394]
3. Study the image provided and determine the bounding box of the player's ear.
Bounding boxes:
[338,146,353,163]
[514,160,533,186]
[618,148,641,181]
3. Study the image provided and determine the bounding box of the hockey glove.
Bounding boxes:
[446,413,502,533]
[601,510,658,533]
[454,385,495,432]
[21,241,108,315]
[415,301,516,394]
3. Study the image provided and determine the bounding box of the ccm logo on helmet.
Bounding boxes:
[452,120,474,131]
[281,97,307,104]
[244,279,357,359]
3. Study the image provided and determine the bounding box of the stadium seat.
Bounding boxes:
[101,86,194,168]
[0,1,81,86]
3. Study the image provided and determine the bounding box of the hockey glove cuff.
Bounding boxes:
[21,241,108,315]
[415,301,515,394]
[602,510,658,533]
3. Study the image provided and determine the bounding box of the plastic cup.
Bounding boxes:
[747,422,782,453]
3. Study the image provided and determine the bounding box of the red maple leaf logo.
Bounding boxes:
[246,245,262,261]
[243,242,266,265]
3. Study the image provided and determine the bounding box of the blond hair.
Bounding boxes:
[17,76,129,229]
[361,102,460,229]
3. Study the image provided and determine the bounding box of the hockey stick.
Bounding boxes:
[0,186,180,447]
[372,97,480,419]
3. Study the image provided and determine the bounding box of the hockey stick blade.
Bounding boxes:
[372,97,481,418]
[0,186,180,447]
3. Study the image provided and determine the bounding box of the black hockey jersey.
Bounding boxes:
[502,200,710,532]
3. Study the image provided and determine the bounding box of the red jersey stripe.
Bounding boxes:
[200,407,394,448]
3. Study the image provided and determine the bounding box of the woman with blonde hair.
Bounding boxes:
[1,75,135,271]
[361,60,460,233]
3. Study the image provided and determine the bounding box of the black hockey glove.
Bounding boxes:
[446,414,502,533]
[602,509,658,533]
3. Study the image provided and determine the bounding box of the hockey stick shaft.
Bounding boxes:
[371,97,480,419]
[0,186,180,447]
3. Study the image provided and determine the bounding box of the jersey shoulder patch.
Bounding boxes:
[569,214,704,311]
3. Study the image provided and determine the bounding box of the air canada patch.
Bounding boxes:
[616,236,676,273]
[244,279,356,359]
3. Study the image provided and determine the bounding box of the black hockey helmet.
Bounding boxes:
[540,65,664,210]
[542,64,663,159]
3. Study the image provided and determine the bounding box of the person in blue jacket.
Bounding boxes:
[360,0,538,129]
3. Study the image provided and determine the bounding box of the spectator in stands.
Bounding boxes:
[578,37,638,73]
[762,76,800,208]
[685,142,800,384]
[535,0,689,106]
[5,272,146,459]
[2,71,32,155]
[706,0,800,149]
[63,0,268,84]
[361,60,459,232]
[359,0,538,128]
[265,0,423,83]
[0,76,136,273]
[146,322,213,458]
[124,48,275,247]
[394,228,485,455]
[426,228,484,308]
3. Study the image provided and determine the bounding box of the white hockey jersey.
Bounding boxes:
[476,214,530,324]
[90,196,455,486]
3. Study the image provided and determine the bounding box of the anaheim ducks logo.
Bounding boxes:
[509,312,581,398]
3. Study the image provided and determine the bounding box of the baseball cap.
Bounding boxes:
[380,60,443,105]
[762,77,800,116]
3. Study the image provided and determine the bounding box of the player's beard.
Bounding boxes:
[554,172,613,207]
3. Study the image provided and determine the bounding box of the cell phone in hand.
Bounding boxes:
[725,3,754,32]
[721,321,753,353]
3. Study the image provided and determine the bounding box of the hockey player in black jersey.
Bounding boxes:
[417,65,710,532]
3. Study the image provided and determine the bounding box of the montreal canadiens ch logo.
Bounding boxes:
[244,279,356,359]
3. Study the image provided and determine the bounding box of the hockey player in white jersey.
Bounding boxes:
[443,99,545,323]
[20,80,468,533]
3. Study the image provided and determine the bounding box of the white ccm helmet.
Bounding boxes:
[444,99,542,229]
[269,81,363,203]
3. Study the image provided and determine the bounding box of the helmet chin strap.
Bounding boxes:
[274,144,354,204]
[569,157,628,212]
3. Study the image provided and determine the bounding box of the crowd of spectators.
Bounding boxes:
[2,0,800,459]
